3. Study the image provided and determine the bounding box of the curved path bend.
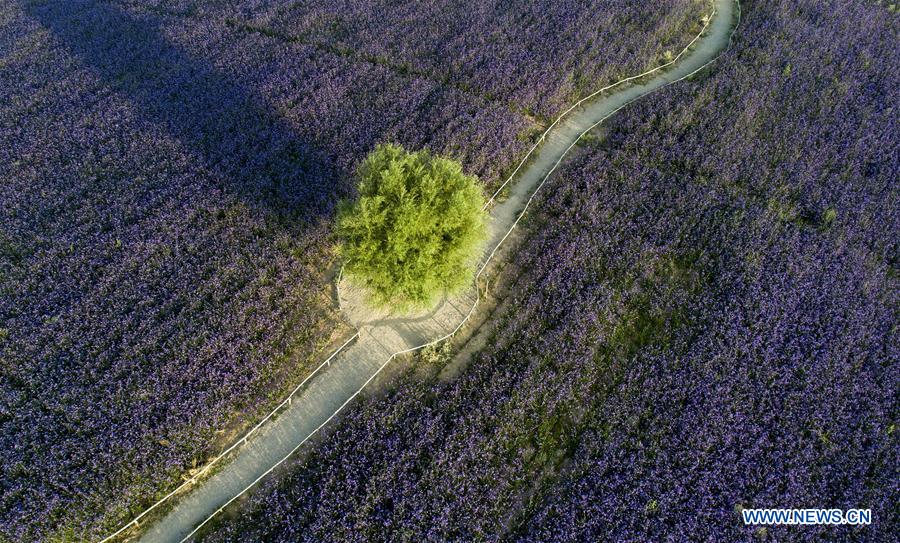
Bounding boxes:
[124,1,739,541]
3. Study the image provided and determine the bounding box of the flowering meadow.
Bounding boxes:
[237,0,706,121]
[197,0,898,541]
[0,0,705,540]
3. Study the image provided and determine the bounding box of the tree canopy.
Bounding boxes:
[337,144,487,308]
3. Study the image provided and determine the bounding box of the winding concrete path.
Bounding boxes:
[131,1,739,541]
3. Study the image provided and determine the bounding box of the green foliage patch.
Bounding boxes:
[337,144,487,308]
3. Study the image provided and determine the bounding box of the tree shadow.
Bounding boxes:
[25,0,342,225]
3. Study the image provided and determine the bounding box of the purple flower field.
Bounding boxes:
[237,0,705,120]
[195,0,898,541]
[0,0,707,540]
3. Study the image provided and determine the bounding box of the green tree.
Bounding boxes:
[337,144,487,308]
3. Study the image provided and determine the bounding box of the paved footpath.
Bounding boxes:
[138,1,738,540]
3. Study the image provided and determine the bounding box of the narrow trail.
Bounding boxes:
[108,1,740,541]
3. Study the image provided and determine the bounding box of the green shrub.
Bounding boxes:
[337,144,487,308]
[821,207,837,227]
